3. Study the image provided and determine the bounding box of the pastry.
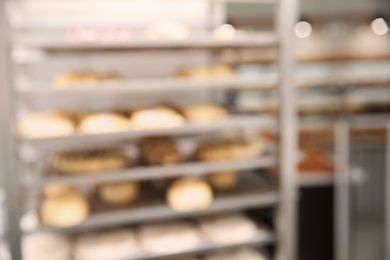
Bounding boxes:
[97,181,139,206]
[40,187,89,227]
[138,137,183,165]
[144,22,190,40]
[139,221,200,254]
[207,171,238,191]
[74,229,138,260]
[176,65,235,79]
[183,105,228,122]
[131,107,185,130]
[79,112,130,134]
[54,71,123,88]
[22,232,72,260]
[51,150,130,174]
[198,214,257,245]
[196,139,262,161]
[19,112,75,138]
[205,248,267,260]
[214,24,236,40]
[167,178,213,212]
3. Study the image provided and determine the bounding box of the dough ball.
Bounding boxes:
[51,150,130,175]
[198,214,257,245]
[41,189,89,227]
[139,221,200,254]
[167,178,213,212]
[207,171,238,191]
[19,113,75,138]
[79,113,130,134]
[22,232,72,260]
[74,229,138,260]
[131,107,185,130]
[183,105,228,122]
[97,182,139,206]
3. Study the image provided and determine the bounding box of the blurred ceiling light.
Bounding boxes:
[294,21,312,38]
[371,18,389,36]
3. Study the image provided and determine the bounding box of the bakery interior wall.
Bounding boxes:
[228,0,390,260]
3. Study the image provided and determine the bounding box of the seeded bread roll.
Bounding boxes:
[167,178,213,212]
[19,113,75,138]
[183,105,228,122]
[97,181,139,206]
[41,188,89,227]
[51,150,130,175]
[196,139,262,161]
[138,137,183,165]
[79,112,130,134]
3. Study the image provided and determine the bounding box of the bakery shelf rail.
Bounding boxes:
[41,156,277,187]
[20,115,277,149]
[18,76,277,97]
[32,190,278,233]
[13,33,277,51]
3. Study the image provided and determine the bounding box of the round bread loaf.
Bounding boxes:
[79,113,130,134]
[19,113,75,138]
[139,221,200,254]
[51,150,129,174]
[74,229,138,260]
[198,214,257,245]
[131,107,185,130]
[22,232,72,260]
[183,105,228,122]
[207,171,238,191]
[97,181,139,206]
[167,178,213,212]
[40,189,89,227]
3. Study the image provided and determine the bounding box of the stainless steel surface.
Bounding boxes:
[21,115,277,149]
[42,156,276,187]
[0,2,22,259]
[335,122,350,260]
[276,0,299,258]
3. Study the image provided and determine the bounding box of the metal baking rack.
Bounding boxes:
[0,0,299,259]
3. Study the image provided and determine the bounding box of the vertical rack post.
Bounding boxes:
[0,2,23,259]
[276,0,299,259]
[335,122,350,260]
[385,123,390,260]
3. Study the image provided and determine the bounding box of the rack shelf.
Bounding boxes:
[13,33,277,51]
[32,175,278,232]
[21,115,277,149]
[41,156,276,187]
[18,76,276,97]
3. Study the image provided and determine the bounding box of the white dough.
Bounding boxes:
[205,248,267,260]
[22,232,72,260]
[198,214,257,245]
[139,221,200,254]
[74,229,138,260]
